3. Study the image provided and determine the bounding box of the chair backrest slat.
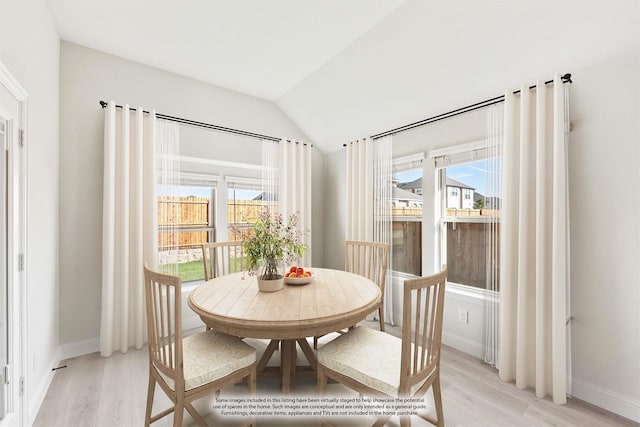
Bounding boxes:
[413,287,421,375]
[202,241,247,281]
[345,240,389,294]
[144,265,184,385]
[400,267,447,396]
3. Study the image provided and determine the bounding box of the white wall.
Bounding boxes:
[0,0,60,423]
[58,42,324,348]
[567,54,640,420]
[323,57,640,419]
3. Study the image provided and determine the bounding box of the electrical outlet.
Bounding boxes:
[458,309,468,324]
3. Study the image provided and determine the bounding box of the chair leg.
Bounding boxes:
[249,368,257,427]
[317,365,326,394]
[372,415,392,426]
[249,366,257,395]
[173,394,184,427]
[313,336,319,350]
[378,307,385,332]
[433,373,444,427]
[400,415,411,427]
[185,402,208,427]
[144,370,156,427]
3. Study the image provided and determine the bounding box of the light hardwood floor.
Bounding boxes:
[34,321,637,427]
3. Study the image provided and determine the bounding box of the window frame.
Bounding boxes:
[390,153,425,277]
[157,175,219,283]
[432,140,501,292]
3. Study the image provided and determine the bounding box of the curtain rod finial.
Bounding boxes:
[562,73,572,84]
[99,100,108,108]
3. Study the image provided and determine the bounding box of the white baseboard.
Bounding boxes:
[28,357,58,426]
[58,336,100,361]
[57,314,203,362]
[442,330,485,360]
[572,378,640,423]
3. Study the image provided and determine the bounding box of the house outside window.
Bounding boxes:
[438,156,501,291]
[389,146,501,292]
[391,154,424,276]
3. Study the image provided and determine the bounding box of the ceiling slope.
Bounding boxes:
[47,0,404,101]
[48,0,640,152]
[278,0,640,152]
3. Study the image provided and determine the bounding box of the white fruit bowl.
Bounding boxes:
[284,274,314,285]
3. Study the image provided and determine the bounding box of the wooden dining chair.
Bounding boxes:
[317,267,448,427]
[143,264,257,427]
[201,241,247,281]
[314,240,389,349]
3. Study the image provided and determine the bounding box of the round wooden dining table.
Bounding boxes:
[187,267,381,392]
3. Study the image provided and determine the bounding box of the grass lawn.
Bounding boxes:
[160,260,205,282]
[159,257,248,282]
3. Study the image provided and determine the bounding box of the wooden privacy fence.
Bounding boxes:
[392,207,501,217]
[446,221,500,291]
[445,208,501,217]
[158,198,273,250]
[158,196,209,250]
[392,207,423,217]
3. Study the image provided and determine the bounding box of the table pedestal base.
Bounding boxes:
[256,338,318,393]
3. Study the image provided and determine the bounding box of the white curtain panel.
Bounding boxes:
[373,136,394,326]
[156,120,181,275]
[346,138,374,241]
[498,74,570,404]
[261,139,279,211]
[261,139,312,266]
[483,103,504,367]
[346,136,394,324]
[101,102,158,357]
[278,139,312,266]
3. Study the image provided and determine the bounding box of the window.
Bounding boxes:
[439,156,501,291]
[391,154,424,276]
[158,184,216,282]
[227,177,275,241]
[389,145,501,291]
[157,177,276,283]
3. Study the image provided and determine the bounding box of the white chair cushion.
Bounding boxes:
[158,330,256,391]
[317,326,428,397]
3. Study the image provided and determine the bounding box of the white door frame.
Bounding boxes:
[0,61,28,427]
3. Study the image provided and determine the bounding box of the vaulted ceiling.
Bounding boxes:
[48,0,640,152]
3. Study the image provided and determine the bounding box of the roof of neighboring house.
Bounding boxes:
[445,177,475,190]
[398,177,422,190]
[397,177,475,191]
[253,192,277,201]
[393,186,422,201]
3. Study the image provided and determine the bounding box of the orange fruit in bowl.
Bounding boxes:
[289,266,297,273]
[289,272,297,278]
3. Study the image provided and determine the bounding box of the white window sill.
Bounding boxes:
[390,272,498,303]
[446,281,498,303]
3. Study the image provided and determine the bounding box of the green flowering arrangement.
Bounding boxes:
[243,209,308,280]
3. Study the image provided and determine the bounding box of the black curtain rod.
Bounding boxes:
[362,73,572,142]
[99,100,288,143]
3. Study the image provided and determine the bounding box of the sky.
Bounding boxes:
[157,185,261,200]
[162,158,502,200]
[394,158,502,197]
